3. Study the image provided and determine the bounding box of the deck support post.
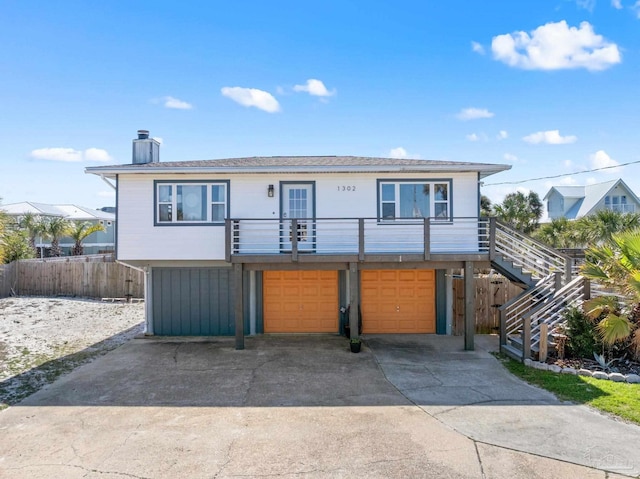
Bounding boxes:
[464,261,475,351]
[234,263,244,350]
[349,262,359,340]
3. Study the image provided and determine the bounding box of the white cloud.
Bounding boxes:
[590,149,621,172]
[503,153,520,163]
[389,147,408,159]
[563,159,574,168]
[576,0,596,11]
[497,130,508,140]
[471,41,485,55]
[388,147,420,159]
[30,147,112,163]
[466,133,489,142]
[83,148,112,163]
[633,1,640,17]
[163,96,193,110]
[97,190,116,198]
[30,147,83,162]
[221,86,281,113]
[522,130,577,144]
[491,21,621,71]
[456,108,494,121]
[611,0,623,8]
[293,79,335,97]
[559,176,578,185]
[585,177,598,185]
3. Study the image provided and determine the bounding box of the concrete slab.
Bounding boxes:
[366,334,640,477]
[1,333,638,478]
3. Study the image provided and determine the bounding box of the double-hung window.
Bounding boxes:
[378,180,451,220]
[155,181,229,225]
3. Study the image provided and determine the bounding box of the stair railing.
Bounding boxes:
[522,275,591,359]
[492,219,572,283]
[499,273,558,348]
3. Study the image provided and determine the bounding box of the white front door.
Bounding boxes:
[281,183,315,252]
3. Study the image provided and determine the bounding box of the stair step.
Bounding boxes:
[500,343,523,361]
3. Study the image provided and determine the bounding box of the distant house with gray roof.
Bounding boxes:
[543,179,640,220]
[2,202,115,255]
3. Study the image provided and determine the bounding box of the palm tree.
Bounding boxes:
[533,217,580,248]
[581,229,640,357]
[43,217,71,257]
[493,191,543,234]
[574,210,640,246]
[68,221,105,256]
[18,212,46,256]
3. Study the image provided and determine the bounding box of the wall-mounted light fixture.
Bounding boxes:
[268,184,275,197]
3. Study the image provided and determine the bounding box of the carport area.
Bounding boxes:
[0,335,639,478]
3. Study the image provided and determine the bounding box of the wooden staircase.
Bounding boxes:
[491,221,590,361]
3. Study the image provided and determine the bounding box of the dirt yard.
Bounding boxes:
[0,296,144,409]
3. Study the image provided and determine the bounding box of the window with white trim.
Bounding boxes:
[379,181,450,220]
[155,181,228,224]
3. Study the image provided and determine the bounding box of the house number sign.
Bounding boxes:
[337,186,356,191]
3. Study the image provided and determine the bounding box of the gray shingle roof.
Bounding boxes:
[86,155,511,178]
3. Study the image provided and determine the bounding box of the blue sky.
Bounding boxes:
[1,0,639,212]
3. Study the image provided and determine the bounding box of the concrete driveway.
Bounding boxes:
[0,334,638,479]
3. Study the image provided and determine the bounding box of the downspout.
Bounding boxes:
[116,260,153,335]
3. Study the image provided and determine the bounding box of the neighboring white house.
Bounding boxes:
[2,202,116,255]
[86,130,512,349]
[543,179,640,220]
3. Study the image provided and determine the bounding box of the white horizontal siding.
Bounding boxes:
[117,172,480,261]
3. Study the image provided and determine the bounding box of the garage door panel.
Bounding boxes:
[264,271,338,333]
[361,269,435,334]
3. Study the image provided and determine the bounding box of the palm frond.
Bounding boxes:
[597,313,633,346]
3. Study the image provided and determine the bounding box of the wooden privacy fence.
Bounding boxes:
[453,274,523,334]
[0,257,143,300]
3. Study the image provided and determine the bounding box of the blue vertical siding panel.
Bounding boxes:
[151,267,239,336]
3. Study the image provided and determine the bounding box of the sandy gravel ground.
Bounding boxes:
[0,296,144,408]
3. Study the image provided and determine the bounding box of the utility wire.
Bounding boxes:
[483,159,640,186]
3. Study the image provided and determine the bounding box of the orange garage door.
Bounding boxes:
[263,271,339,333]
[361,270,435,333]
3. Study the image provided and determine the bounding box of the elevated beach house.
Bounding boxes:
[86,131,550,352]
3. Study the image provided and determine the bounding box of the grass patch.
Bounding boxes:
[495,354,640,425]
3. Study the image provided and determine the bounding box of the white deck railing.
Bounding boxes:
[225,217,490,259]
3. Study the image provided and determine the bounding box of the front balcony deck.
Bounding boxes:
[225,217,493,264]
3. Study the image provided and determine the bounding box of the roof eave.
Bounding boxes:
[86,164,511,178]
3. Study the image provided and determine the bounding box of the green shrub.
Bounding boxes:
[564,306,600,359]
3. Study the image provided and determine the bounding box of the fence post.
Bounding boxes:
[499,307,506,346]
[225,219,232,262]
[489,217,497,261]
[291,219,298,262]
[358,218,365,261]
[522,314,531,361]
[564,258,572,283]
[539,323,548,362]
[583,278,591,300]
[554,271,563,291]
[423,217,430,261]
